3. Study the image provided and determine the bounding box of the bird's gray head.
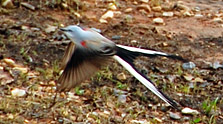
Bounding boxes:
[60,25,84,43]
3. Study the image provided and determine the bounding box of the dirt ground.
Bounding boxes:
[0,0,222,124]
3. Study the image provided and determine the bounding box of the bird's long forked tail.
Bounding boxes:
[117,44,188,62]
[113,55,178,109]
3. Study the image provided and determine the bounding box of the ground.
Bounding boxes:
[0,0,223,124]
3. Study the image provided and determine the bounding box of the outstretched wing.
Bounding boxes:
[57,46,111,92]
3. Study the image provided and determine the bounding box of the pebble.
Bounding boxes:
[61,3,68,9]
[182,62,196,69]
[11,88,26,97]
[117,72,127,80]
[212,61,223,69]
[3,58,16,67]
[166,75,176,82]
[183,11,193,17]
[154,117,162,123]
[153,18,164,24]
[13,66,28,73]
[152,6,162,12]
[213,18,222,23]
[99,10,114,23]
[183,116,190,121]
[138,0,149,3]
[111,35,121,40]
[21,2,35,11]
[124,8,133,13]
[125,14,133,23]
[1,0,14,8]
[163,12,174,17]
[183,74,194,81]
[108,3,117,10]
[169,112,181,120]
[181,107,200,115]
[45,25,57,33]
[118,94,127,103]
[137,4,151,12]
[193,6,201,12]
[194,14,203,18]
[175,1,190,11]
[131,40,138,43]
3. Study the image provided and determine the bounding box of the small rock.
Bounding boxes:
[183,116,190,121]
[152,6,162,12]
[130,119,148,124]
[183,74,194,81]
[49,80,56,86]
[131,40,138,43]
[193,6,201,12]
[11,88,26,97]
[125,14,133,23]
[61,3,68,9]
[108,3,117,10]
[213,18,223,23]
[118,94,127,103]
[162,3,175,11]
[189,82,194,88]
[175,1,190,11]
[181,107,200,115]
[0,68,14,85]
[21,2,35,10]
[121,113,126,118]
[153,18,164,24]
[74,12,81,18]
[21,25,29,31]
[137,4,151,12]
[183,11,193,17]
[3,58,16,67]
[169,112,181,120]
[154,117,162,123]
[212,61,223,69]
[193,77,204,83]
[162,42,168,46]
[160,106,168,112]
[99,11,114,23]
[124,8,133,13]
[117,72,127,80]
[166,75,176,82]
[138,0,149,3]
[30,27,40,31]
[13,66,28,73]
[111,35,121,40]
[182,62,196,69]
[194,14,203,18]
[1,0,14,8]
[45,25,57,33]
[163,12,174,17]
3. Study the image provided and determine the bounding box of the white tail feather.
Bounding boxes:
[113,55,172,106]
[117,44,168,56]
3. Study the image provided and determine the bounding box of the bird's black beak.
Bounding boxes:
[60,28,66,31]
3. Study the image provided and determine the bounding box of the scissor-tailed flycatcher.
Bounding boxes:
[57,25,186,109]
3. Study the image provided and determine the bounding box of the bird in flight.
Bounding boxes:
[57,25,186,109]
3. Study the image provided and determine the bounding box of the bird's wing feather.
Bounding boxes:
[57,46,110,92]
[61,42,76,69]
